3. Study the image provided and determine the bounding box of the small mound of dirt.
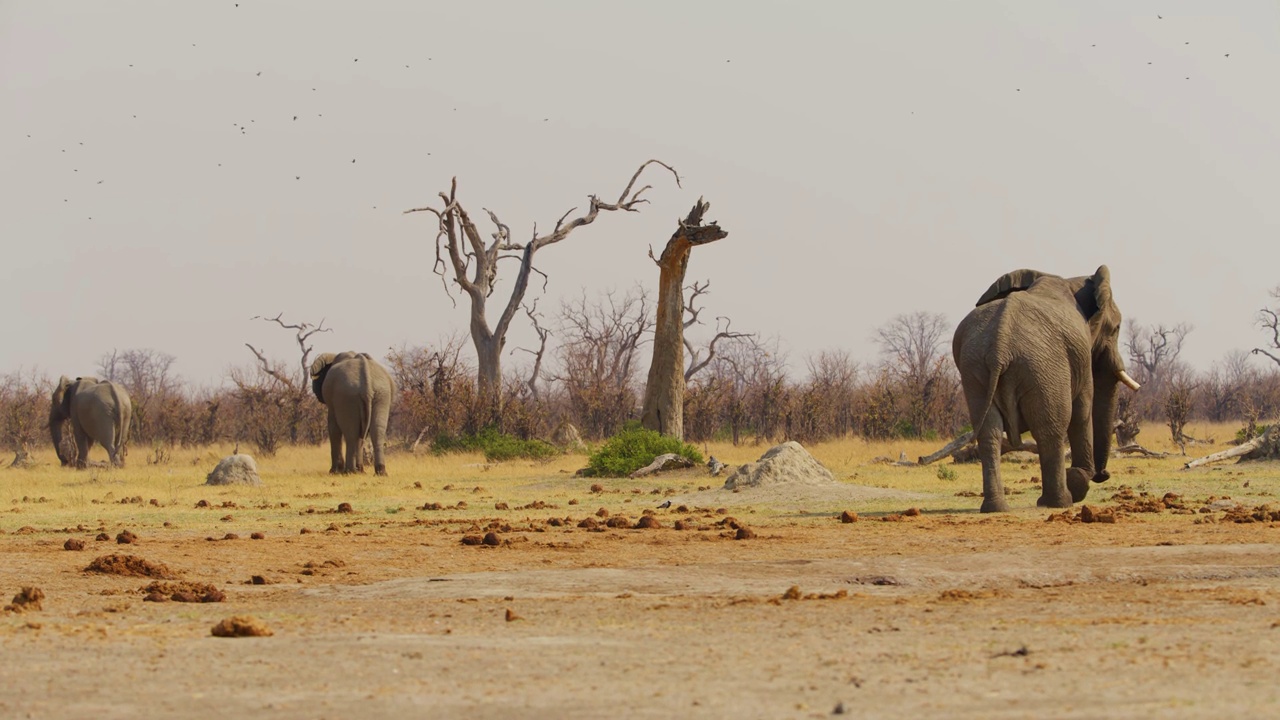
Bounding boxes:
[211,615,273,637]
[782,585,803,600]
[577,518,599,530]
[223,533,239,540]
[673,520,689,531]
[206,454,261,486]
[336,502,353,513]
[116,530,138,544]
[64,539,85,551]
[85,554,175,579]
[495,502,509,510]
[4,586,44,613]
[595,507,609,518]
[605,516,631,529]
[95,533,110,541]
[250,532,265,540]
[1046,505,1118,524]
[142,581,225,603]
[840,511,858,524]
[735,527,756,540]
[461,535,483,546]
[482,532,501,546]
[635,515,661,529]
[722,442,834,490]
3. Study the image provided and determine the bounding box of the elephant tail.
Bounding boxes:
[971,365,1003,436]
[357,358,374,442]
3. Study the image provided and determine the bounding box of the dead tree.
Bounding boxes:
[1253,287,1280,369]
[511,301,551,403]
[639,199,728,439]
[404,160,679,414]
[242,313,332,445]
[682,280,752,382]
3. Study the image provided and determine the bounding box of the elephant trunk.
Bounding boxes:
[49,407,68,466]
[1092,376,1120,481]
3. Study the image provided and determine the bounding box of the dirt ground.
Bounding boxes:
[2,434,1280,718]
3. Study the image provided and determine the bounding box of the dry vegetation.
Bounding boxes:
[3,422,1280,717]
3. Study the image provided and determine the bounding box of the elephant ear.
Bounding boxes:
[310,353,337,404]
[975,269,1049,307]
[50,376,73,421]
[1075,265,1114,324]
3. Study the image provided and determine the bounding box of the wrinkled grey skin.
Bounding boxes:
[952,266,1139,512]
[49,376,132,468]
[310,351,395,476]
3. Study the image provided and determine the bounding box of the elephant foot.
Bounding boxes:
[1093,469,1110,484]
[329,467,343,475]
[980,496,1010,513]
[1067,468,1092,503]
[1037,490,1073,508]
[375,464,387,476]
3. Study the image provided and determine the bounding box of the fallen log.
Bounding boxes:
[1184,425,1277,469]
[1115,444,1170,458]
[629,453,695,478]
[917,432,973,465]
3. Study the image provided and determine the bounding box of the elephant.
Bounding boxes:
[49,376,133,468]
[310,351,395,476]
[952,266,1141,513]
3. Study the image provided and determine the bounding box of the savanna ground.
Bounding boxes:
[2,423,1279,719]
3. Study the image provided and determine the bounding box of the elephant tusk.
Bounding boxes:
[1117,370,1141,391]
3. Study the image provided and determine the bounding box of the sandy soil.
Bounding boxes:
[2,443,1279,718]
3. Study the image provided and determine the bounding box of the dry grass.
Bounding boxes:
[0,422,1268,534]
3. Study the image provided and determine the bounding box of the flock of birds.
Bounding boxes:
[24,11,1233,223]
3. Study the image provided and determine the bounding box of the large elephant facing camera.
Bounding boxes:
[49,376,132,468]
[952,266,1141,513]
[310,351,395,476]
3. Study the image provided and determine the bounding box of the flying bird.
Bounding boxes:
[256,71,261,76]
[293,116,297,121]
[295,176,300,180]
[1157,15,1162,19]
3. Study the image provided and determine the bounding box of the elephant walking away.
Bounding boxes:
[310,351,395,475]
[49,376,132,468]
[952,266,1140,513]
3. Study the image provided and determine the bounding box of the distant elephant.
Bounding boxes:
[952,266,1140,512]
[310,351,395,475]
[49,376,132,468]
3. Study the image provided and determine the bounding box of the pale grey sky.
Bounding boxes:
[2,1,1278,386]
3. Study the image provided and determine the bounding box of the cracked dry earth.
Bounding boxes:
[2,509,1280,718]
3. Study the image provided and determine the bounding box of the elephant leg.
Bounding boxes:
[976,409,1009,513]
[328,413,344,474]
[335,412,362,474]
[1034,427,1073,508]
[74,428,92,470]
[1065,392,1095,503]
[371,402,390,476]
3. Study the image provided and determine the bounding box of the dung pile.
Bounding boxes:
[722,442,835,490]
[206,454,261,486]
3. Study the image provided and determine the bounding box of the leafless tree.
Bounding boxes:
[874,312,959,437]
[511,301,551,403]
[237,313,332,449]
[1199,350,1254,422]
[552,287,654,438]
[682,280,753,383]
[1125,320,1192,388]
[639,199,729,438]
[404,160,680,413]
[1162,360,1198,447]
[385,335,477,451]
[0,370,51,454]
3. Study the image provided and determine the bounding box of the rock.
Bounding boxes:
[115,530,138,544]
[707,456,725,476]
[206,454,261,486]
[722,442,835,490]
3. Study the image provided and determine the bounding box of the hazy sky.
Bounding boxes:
[3,1,1278,386]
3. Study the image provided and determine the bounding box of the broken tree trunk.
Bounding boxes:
[918,432,1040,465]
[639,199,728,439]
[1184,425,1279,469]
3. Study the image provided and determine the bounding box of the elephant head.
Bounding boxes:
[310,353,337,404]
[977,265,1140,480]
[49,376,78,466]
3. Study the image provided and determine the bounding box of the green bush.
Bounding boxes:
[432,426,559,462]
[1236,424,1270,445]
[584,422,704,477]
[936,464,958,482]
